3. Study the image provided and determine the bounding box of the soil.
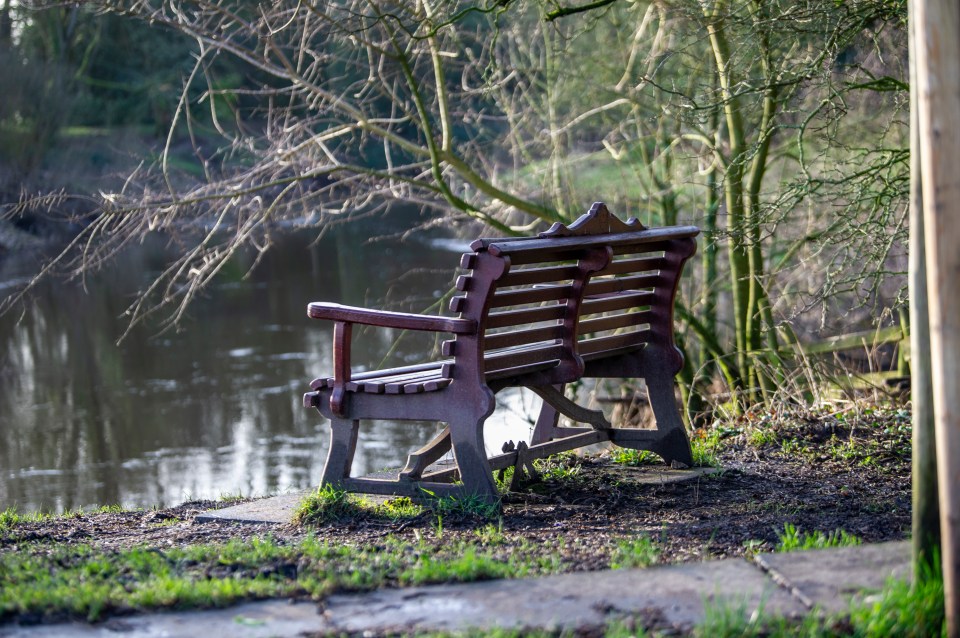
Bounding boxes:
[0,405,912,568]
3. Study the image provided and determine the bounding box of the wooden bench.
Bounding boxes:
[303,202,699,503]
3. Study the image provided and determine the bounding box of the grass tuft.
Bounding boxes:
[776,523,861,552]
[609,448,659,466]
[293,484,366,525]
[610,536,660,569]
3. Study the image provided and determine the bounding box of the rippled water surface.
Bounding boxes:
[0,218,534,513]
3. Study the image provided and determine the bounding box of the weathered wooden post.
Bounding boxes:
[909,0,940,573]
[912,0,960,632]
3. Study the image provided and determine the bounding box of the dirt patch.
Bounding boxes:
[0,406,911,566]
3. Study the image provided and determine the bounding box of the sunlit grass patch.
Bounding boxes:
[610,536,660,569]
[776,523,861,552]
[535,452,584,482]
[609,447,659,467]
[0,532,574,623]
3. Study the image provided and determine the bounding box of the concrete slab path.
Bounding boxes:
[0,541,910,638]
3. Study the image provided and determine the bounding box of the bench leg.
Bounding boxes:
[321,418,360,486]
[644,375,693,467]
[449,398,499,504]
[531,390,562,445]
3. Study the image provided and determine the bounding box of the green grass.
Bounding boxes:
[691,430,722,468]
[0,532,571,623]
[535,452,584,482]
[294,485,499,528]
[1,505,132,531]
[776,523,861,552]
[609,536,660,569]
[609,448,659,466]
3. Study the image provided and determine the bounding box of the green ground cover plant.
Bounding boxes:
[0,533,571,623]
[776,523,861,553]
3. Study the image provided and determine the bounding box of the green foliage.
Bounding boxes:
[0,532,573,622]
[294,486,439,527]
[776,523,861,552]
[293,484,367,525]
[400,547,514,585]
[610,536,660,570]
[535,452,584,482]
[609,448,659,467]
[431,493,500,521]
[474,521,507,546]
[0,507,44,530]
[691,429,723,468]
[848,557,944,638]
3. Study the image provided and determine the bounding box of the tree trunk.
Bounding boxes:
[913,0,960,632]
[0,0,11,48]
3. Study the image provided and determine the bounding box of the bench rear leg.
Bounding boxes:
[644,375,693,467]
[321,417,360,487]
[531,399,561,445]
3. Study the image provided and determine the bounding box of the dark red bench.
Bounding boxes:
[303,202,699,503]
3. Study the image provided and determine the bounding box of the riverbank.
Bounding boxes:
[0,403,911,631]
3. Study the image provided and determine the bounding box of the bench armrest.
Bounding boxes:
[307,302,476,334]
[308,302,474,418]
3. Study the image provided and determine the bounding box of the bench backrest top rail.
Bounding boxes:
[471,225,699,257]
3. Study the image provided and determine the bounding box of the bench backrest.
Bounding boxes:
[447,203,698,387]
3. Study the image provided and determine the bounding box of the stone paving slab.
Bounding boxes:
[323,557,804,634]
[195,491,309,525]
[753,541,910,613]
[0,600,327,638]
[198,466,716,525]
[0,542,912,638]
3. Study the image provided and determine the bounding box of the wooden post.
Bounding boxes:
[909,0,940,573]
[913,0,960,632]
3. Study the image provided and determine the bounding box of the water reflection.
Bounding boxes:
[0,219,534,513]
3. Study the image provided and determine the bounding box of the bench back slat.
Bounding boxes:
[584,273,659,297]
[579,311,652,335]
[579,330,652,358]
[499,264,581,287]
[484,324,564,351]
[485,304,567,329]
[490,284,574,308]
[581,291,655,314]
[484,343,566,375]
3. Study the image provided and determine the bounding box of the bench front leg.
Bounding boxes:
[321,417,360,485]
[330,321,352,417]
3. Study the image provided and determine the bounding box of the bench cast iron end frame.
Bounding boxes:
[303,202,699,504]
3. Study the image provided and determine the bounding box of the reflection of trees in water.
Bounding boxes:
[0,225,476,511]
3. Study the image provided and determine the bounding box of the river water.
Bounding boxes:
[0,216,535,513]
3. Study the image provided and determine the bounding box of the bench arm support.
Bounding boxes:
[309,302,476,416]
